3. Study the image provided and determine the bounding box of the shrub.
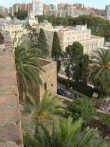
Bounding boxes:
[100,114,110,128]
[67,98,96,124]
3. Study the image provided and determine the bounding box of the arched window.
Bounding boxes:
[0,33,4,44]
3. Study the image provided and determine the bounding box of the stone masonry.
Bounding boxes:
[39,58,57,101]
[0,31,23,146]
[30,58,57,103]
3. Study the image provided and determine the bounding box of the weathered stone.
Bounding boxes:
[0,31,23,146]
[0,141,21,147]
[29,58,57,102]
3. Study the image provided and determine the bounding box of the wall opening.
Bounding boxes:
[44,83,47,91]
[0,32,4,44]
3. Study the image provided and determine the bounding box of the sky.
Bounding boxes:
[0,0,109,9]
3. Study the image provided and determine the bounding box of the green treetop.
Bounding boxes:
[64,42,89,83]
[38,28,49,58]
[15,9,28,20]
[52,32,62,60]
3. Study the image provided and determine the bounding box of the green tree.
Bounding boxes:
[24,24,42,57]
[27,92,64,120]
[64,42,89,83]
[15,25,49,101]
[64,42,83,79]
[67,98,96,124]
[100,114,110,128]
[15,40,42,100]
[52,32,62,72]
[25,25,49,58]
[38,28,49,58]
[25,24,39,43]
[21,92,64,137]
[15,9,28,20]
[37,15,46,23]
[38,15,110,40]
[24,117,108,147]
[52,32,62,60]
[89,48,110,97]
[73,54,89,83]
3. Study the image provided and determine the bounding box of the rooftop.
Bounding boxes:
[44,25,90,32]
[37,58,51,66]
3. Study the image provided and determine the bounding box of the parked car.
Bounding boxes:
[64,91,73,99]
[74,93,79,99]
[57,88,65,96]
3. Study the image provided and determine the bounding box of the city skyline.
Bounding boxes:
[0,0,110,9]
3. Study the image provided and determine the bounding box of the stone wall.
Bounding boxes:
[43,29,54,57]
[31,58,57,102]
[0,31,23,146]
[39,58,57,101]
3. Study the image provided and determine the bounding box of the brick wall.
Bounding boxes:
[0,31,23,146]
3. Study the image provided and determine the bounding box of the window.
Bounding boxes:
[44,83,47,91]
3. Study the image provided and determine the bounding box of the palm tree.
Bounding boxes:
[27,92,64,120]
[15,40,42,100]
[89,48,110,97]
[14,23,45,101]
[22,92,64,138]
[23,118,108,147]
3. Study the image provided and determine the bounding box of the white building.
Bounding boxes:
[32,0,43,16]
[43,25,104,56]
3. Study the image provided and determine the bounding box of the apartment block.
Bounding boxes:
[43,4,57,16]
[0,6,8,17]
[9,3,32,17]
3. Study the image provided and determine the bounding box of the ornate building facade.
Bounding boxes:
[43,25,104,56]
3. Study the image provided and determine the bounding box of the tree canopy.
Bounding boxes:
[15,9,28,20]
[52,32,62,60]
[38,28,49,58]
[89,48,110,97]
[67,98,96,124]
[38,15,110,41]
[52,32,62,73]
[64,42,89,83]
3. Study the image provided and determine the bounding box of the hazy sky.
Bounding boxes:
[0,0,109,9]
